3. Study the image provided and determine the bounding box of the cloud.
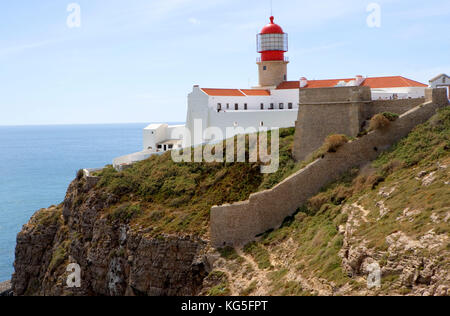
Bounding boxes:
[188,17,200,25]
[0,40,55,58]
[293,42,347,56]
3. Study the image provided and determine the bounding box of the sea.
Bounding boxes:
[0,123,181,282]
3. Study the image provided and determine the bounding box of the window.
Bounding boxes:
[284,74,287,80]
[260,122,264,127]
[260,103,264,110]
[244,103,248,110]
[226,103,230,110]
[263,66,267,71]
[279,103,284,109]
[217,103,222,111]
[269,103,274,110]
[288,103,293,109]
[168,145,174,149]
[235,103,239,110]
[157,145,162,149]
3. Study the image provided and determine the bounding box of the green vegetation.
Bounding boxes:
[375,106,450,167]
[240,281,258,296]
[108,203,142,223]
[206,271,231,296]
[382,112,400,122]
[234,107,450,294]
[49,240,71,273]
[243,242,273,270]
[95,128,302,236]
[218,246,240,261]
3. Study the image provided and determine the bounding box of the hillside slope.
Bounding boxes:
[206,107,450,296]
[11,107,449,296]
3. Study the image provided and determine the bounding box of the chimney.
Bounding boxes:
[300,77,308,88]
[355,75,365,86]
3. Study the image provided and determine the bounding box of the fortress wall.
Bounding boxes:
[293,102,365,162]
[365,98,425,119]
[210,92,448,247]
[293,86,372,162]
[299,86,372,103]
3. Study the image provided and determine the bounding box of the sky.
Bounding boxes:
[0,0,449,126]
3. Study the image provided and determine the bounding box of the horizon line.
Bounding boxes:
[0,121,186,128]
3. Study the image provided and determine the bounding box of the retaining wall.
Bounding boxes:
[210,90,448,247]
[365,98,425,119]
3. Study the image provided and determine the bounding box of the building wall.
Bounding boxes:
[187,86,299,146]
[371,87,426,100]
[210,90,448,247]
[143,124,169,151]
[207,109,297,141]
[430,75,450,99]
[257,60,288,88]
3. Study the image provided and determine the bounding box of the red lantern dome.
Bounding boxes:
[260,16,284,34]
[257,16,288,62]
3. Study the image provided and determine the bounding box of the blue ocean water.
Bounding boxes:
[0,123,167,282]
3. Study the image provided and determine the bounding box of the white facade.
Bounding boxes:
[429,74,450,99]
[143,123,184,153]
[185,86,299,146]
[371,87,426,100]
[141,80,428,152]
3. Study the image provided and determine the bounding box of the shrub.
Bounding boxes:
[76,169,84,180]
[369,114,391,131]
[323,134,349,153]
[108,203,142,223]
[382,112,400,122]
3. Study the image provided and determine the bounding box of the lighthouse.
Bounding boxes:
[257,16,289,88]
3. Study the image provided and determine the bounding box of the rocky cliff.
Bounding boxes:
[12,177,209,296]
[11,108,449,296]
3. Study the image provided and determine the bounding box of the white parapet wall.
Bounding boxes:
[112,150,162,170]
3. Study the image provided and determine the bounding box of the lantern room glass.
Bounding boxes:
[257,33,288,52]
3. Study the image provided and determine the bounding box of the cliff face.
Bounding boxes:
[12,177,209,296]
[11,108,449,296]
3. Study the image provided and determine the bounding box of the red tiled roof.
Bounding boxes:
[201,88,245,96]
[201,88,271,96]
[241,89,271,96]
[361,76,428,88]
[277,76,427,90]
[276,81,300,89]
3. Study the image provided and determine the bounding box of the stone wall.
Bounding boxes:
[210,90,448,247]
[257,60,288,88]
[293,87,431,162]
[293,86,372,162]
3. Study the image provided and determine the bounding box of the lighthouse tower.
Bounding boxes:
[256,16,289,88]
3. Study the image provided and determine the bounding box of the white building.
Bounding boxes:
[429,74,450,99]
[115,16,431,167]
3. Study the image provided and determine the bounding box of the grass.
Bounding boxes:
[49,240,71,273]
[243,242,273,270]
[93,127,303,237]
[234,107,450,293]
[205,271,231,296]
[241,281,258,296]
